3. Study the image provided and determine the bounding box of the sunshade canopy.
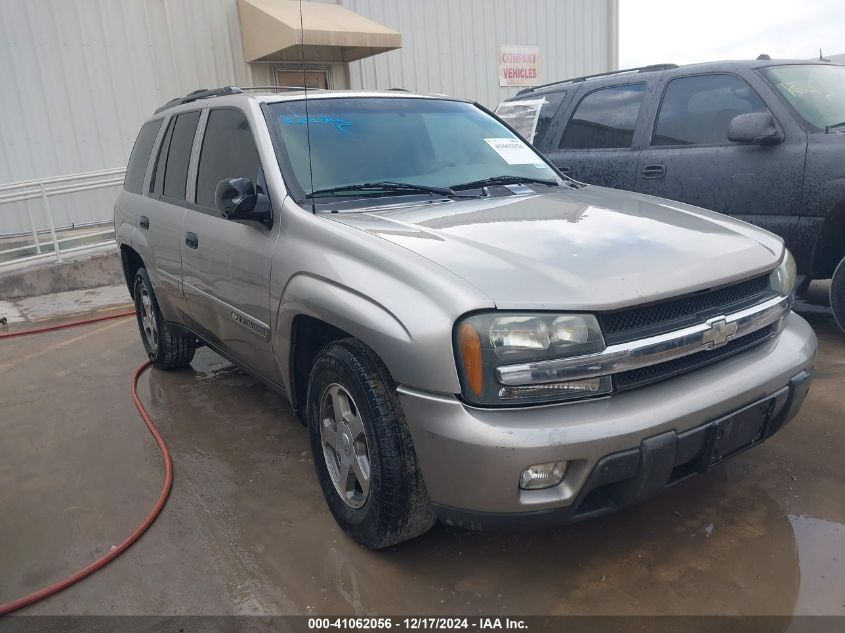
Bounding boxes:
[238,0,402,63]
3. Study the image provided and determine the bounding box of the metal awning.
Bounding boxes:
[238,0,401,63]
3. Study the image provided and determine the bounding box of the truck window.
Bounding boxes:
[195,109,263,210]
[149,118,173,196]
[124,120,162,194]
[559,83,645,150]
[495,92,566,144]
[149,111,200,199]
[268,97,558,201]
[162,111,200,200]
[652,74,769,146]
[761,64,845,131]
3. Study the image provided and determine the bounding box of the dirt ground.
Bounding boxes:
[1,289,843,616]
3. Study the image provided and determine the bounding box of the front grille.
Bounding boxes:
[613,324,775,392]
[599,275,772,344]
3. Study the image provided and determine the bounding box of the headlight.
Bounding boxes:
[770,249,797,296]
[456,312,610,406]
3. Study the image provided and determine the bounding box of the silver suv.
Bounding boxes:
[115,87,817,548]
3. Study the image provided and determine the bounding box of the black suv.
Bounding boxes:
[497,59,845,333]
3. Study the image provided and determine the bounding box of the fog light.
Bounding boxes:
[519,461,567,490]
[497,376,611,401]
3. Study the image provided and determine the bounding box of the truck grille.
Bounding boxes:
[613,324,776,392]
[598,274,772,345]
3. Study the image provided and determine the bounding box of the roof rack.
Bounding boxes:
[239,85,329,92]
[155,85,334,113]
[516,63,679,96]
[155,86,243,114]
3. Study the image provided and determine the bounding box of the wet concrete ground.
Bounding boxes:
[1,290,843,616]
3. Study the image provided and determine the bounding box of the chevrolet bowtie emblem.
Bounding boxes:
[701,316,738,349]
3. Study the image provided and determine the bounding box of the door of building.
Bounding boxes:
[274,68,329,89]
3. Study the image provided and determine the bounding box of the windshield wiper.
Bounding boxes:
[450,175,560,191]
[306,181,474,199]
[825,121,845,133]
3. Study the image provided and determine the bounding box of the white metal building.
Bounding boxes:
[0,0,618,259]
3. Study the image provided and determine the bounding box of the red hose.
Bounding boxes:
[0,309,136,339]
[0,311,172,616]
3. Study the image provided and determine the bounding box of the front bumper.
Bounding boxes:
[398,312,816,528]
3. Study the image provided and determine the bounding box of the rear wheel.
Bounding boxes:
[134,268,196,369]
[307,338,436,548]
[831,256,845,335]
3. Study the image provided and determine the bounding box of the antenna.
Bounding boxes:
[299,0,316,213]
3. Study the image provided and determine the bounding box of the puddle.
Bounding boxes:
[788,514,845,615]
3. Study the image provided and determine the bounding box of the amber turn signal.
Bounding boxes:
[459,322,484,396]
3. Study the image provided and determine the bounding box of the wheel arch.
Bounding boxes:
[288,314,353,422]
[812,199,845,279]
[120,244,146,300]
[275,273,461,422]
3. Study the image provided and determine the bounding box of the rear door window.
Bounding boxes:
[149,111,200,200]
[149,119,174,196]
[559,83,646,149]
[124,120,162,194]
[652,74,769,146]
[162,111,200,200]
[195,108,264,211]
[495,91,566,145]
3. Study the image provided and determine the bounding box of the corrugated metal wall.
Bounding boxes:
[0,0,277,235]
[0,0,616,235]
[344,0,619,107]
[0,0,267,185]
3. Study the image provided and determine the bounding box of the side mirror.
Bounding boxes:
[214,177,273,229]
[727,112,783,145]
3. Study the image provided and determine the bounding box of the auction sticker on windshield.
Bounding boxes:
[484,137,544,165]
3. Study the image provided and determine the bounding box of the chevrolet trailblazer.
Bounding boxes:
[115,87,816,547]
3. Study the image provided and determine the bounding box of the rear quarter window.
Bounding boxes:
[495,92,567,145]
[124,120,162,194]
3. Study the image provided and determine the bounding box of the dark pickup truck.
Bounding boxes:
[497,59,845,333]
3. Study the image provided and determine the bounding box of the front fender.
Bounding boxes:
[274,273,462,395]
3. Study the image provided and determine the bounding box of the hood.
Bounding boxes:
[328,186,784,311]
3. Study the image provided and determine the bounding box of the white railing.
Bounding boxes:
[0,168,125,268]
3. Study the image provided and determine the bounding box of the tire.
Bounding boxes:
[133,267,197,370]
[831,256,845,335]
[306,338,436,549]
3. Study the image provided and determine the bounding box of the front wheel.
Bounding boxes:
[831,256,845,335]
[133,267,197,369]
[307,339,436,548]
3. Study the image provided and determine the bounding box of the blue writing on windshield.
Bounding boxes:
[282,115,352,134]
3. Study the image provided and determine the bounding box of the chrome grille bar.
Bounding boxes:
[496,295,792,386]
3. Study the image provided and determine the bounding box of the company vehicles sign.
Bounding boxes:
[498,45,539,87]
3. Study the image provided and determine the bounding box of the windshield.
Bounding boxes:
[761,64,845,130]
[267,97,559,203]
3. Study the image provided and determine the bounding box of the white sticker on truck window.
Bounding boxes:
[484,137,544,165]
[494,98,546,142]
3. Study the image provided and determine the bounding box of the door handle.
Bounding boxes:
[139,216,149,230]
[185,232,199,249]
[558,166,572,175]
[641,164,666,179]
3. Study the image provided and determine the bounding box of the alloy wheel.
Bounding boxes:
[319,383,372,509]
[138,284,158,353]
